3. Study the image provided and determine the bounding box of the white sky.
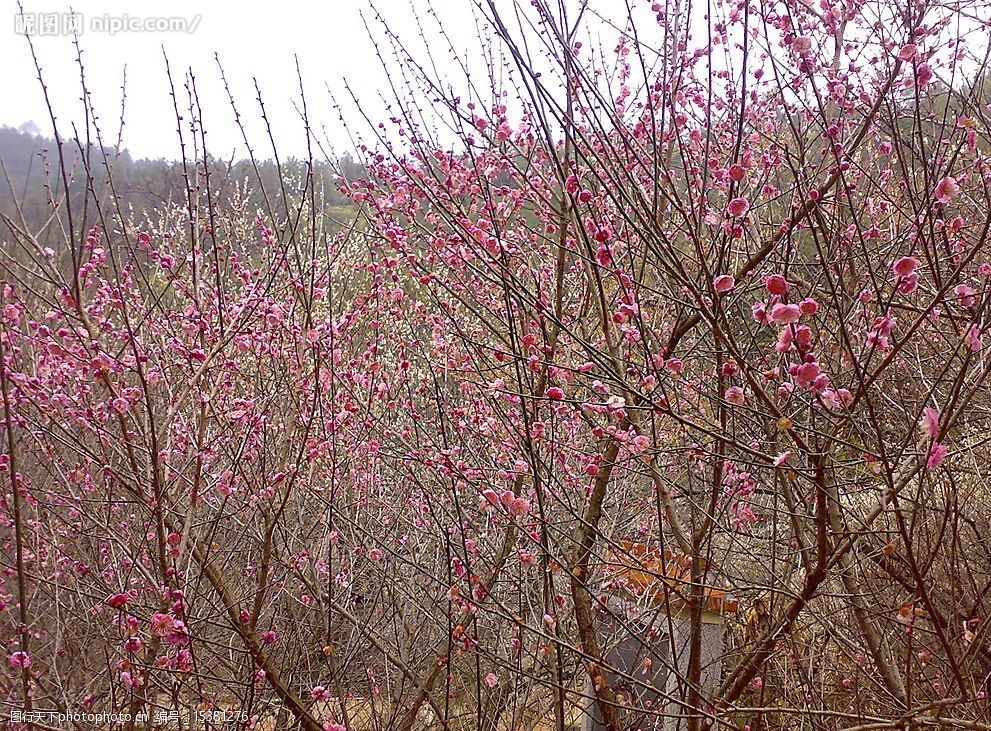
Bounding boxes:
[3,0,497,161]
[3,0,650,162]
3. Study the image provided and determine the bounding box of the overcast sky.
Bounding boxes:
[3,0,499,161]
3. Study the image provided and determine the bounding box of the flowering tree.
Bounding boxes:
[2,0,991,730]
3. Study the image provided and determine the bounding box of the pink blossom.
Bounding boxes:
[484,672,500,688]
[966,324,983,352]
[517,549,537,567]
[727,197,750,217]
[799,298,819,315]
[728,163,746,181]
[594,244,613,267]
[593,227,612,243]
[897,44,917,61]
[368,548,384,561]
[713,275,735,293]
[631,433,651,451]
[124,637,143,653]
[773,451,792,467]
[935,176,960,204]
[323,724,347,731]
[892,257,918,277]
[546,386,565,400]
[822,388,852,410]
[752,301,770,324]
[926,442,948,468]
[915,63,934,87]
[764,274,789,295]
[725,386,746,405]
[954,284,976,307]
[166,620,190,647]
[775,327,793,353]
[508,497,531,517]
[921,407,940,440]
[793,361,821,388]
[150,613,175,638]
[108,592,129,609]
[261,630,277,645]
[751,675,764,689]
[311,685,329,700]
[769,303,802,324]
[897,273,919,294]
[9,651,31,669]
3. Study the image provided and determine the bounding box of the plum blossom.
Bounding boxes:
[713,274,735,293]
[892,257,918,277]
[792,36,812,56]
[898,43,917,61]
[935,176,960,204]
[821,388,852,410]
[546,386,565,400]
[793,361,821,389]
[921,407,940,440]
[124,637,142,653]
[150,613,175,638]
[484,672,500,688]
[955,284,976,307]
[769,303,802,324]
[508,496,531,517]
[594,244,613,267]
[897,273,918,294]
[966,324,983,352]
[725,386,746,405]
[775,327,793,353]
[927,442,948,468]
[8,651,31,669]
[764,274,789,295]
[727,197,750,217]
[517,550,537,567]
[773,451,792,467]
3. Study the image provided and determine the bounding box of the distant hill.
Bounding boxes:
[0,124,363,235]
